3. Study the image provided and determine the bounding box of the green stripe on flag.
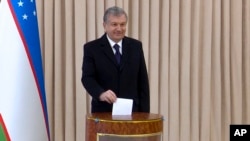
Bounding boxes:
[0,123,7,141]
[0,114,10,141]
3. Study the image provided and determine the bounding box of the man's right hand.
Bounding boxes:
[99,90,117,104]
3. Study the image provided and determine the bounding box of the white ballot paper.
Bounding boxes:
[112,98,133,115]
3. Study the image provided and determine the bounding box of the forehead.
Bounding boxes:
[107,14,127,23]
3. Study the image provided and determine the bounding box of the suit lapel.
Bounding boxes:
[100,35,119,66]
[120,37,130,71]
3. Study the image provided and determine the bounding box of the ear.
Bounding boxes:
[103,22,106,32]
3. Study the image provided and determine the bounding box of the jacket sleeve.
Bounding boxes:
[81,44,105,100]
[138,43,150,112]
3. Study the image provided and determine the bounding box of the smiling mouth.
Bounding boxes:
[115,33,123,36]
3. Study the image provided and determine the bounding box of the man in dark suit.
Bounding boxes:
[81,6,150,113]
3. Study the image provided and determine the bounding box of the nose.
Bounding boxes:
[116,25,122,31]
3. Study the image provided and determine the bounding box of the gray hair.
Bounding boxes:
[103,6,128,23]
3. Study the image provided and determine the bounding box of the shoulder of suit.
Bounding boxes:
[84,37,104,47]
[123,36,142,44]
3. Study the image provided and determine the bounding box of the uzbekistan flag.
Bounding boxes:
[0,0,50,140]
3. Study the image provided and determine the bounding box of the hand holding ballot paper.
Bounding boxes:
[112,98,133,115]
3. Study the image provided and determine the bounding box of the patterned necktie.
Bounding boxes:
[113,44,121,64]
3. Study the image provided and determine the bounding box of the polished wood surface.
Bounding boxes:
[85,112,163,141]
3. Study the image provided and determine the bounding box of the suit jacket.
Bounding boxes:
[81,34,150,113]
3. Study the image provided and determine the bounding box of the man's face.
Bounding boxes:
[103,14,127,43]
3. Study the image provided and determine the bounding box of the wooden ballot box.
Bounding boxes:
[85,112,163,141]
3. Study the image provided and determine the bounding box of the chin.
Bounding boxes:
[116,35,124,39]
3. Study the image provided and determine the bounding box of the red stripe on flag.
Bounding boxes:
[0,114,11,141]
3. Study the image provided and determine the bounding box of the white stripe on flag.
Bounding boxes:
[0,0,48,140]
